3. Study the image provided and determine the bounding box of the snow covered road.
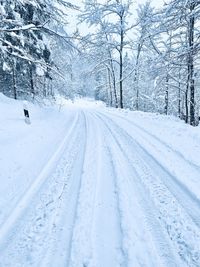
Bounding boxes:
[0,103,200,267]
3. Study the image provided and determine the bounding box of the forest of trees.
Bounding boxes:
[1,0,200,126]
[0,0,78,100]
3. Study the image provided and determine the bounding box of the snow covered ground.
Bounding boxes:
[0,94,200,267]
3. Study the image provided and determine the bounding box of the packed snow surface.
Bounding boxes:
[0,94,200,267]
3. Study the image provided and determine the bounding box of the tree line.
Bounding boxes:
[1,0,200,127]
[79,0,200,126]
[0,0,77,101]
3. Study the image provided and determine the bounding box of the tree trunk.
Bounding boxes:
[12,64,17,100]
[136,87,139,111]
[135,65,139,110]
[110,59,118,108]
[185,81,189,124]
[134,43,142,110]
[119,15,124,109]
[29,65,35,99]
[178,70,181,118]
[107,68,113,106]
[112,66,119,108]
[119,51,123,108]
[188,3,195,126]
[105,31,118,108]
[164,74,169,115]
[43,76,47,97]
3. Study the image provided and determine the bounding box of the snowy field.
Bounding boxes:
[0,94,200,267]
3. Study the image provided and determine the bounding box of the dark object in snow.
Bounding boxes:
[23,103,31,124]
[24,109,29,118]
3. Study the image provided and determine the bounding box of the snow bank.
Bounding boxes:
[104,108,200,201]
[0,94,76,227]
[120,110,200,167]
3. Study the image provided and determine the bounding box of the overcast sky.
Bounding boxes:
[72,0,164,8]
[68,0,165,34]
[135,0,164,7]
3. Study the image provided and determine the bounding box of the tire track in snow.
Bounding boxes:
[0,111,87,267]
[97,110,200,227]
[40,111,88,267]
[95,111,200,267]
[95,112,181,267]
[103,110,200,171]
[68,111,126,267]
[67,111,99,267]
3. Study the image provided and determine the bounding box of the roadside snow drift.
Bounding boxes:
[0,95,200,267]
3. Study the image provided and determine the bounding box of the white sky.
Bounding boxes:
[134,0,164,7]
[68,0,164,34]
[72,0,164,8]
